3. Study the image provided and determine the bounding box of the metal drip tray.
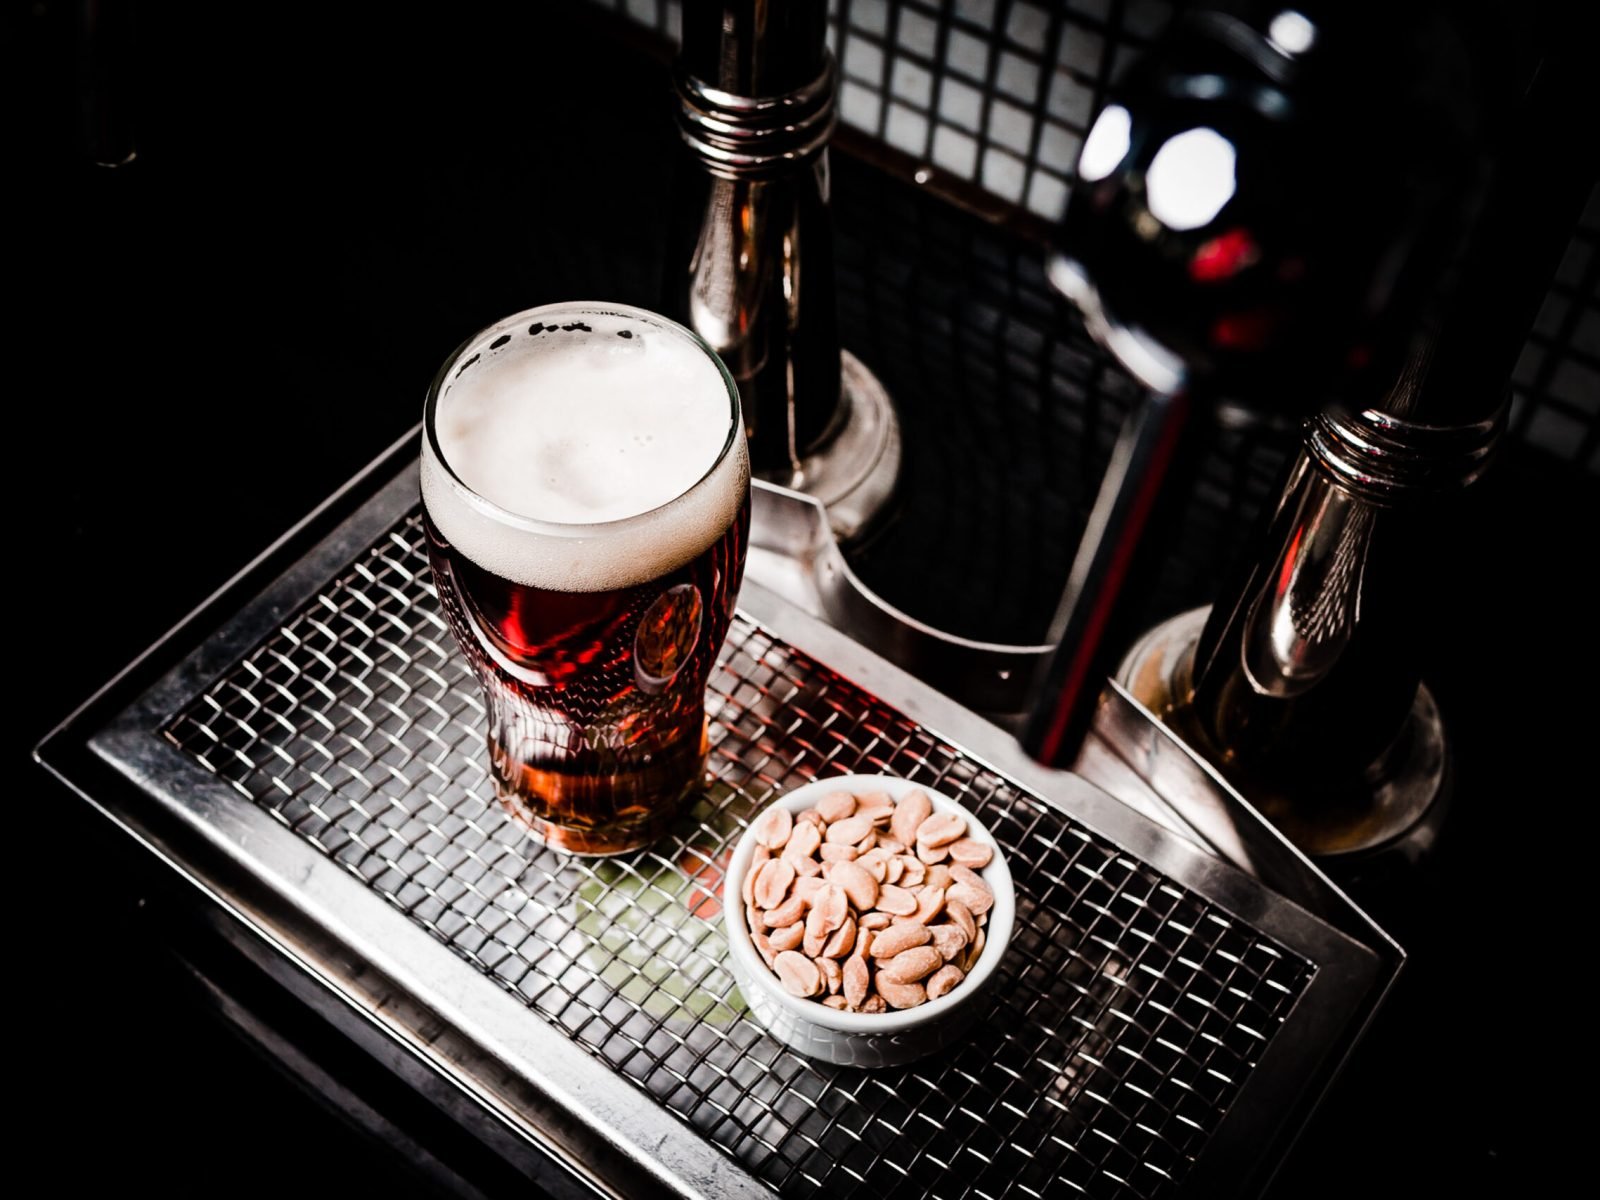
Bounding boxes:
[41,442,1391,1199]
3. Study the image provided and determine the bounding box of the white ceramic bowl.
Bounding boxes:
[723,774,1015,1067]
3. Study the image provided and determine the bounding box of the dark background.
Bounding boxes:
[18,1,1593,1195]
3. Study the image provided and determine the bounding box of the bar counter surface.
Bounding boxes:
[20,3,1589,1196]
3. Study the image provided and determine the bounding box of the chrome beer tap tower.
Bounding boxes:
[669,0,900,543]
[1022,1,1593,863]
[666,0,1591,866]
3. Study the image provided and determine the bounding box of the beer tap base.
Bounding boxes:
[1117,607,1452,868]
[755,350,901,545]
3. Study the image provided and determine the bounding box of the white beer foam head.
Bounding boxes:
[421,304,748,593]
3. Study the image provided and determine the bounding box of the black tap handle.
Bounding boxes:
[1022,1,1492,768]
[1022,388,1202,764]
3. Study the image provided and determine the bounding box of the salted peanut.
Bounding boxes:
[852,928,874,960]
[768,921,805,952]
[774,951,821,997]
[855,832,878,853]
[792,855,823,878]
[928,923,969,960]
[884,858,905,885]
[875,884,917,916]
[961,926,987,973]
[843,955,870,1009]
[825,815,874,845]
[859,994,888,1014]
[950,864,991,894]
[754,858,796,910]
[797,809,826,830]
[742,846,768,907]
[945,898,977,942]
[855,791,897,823]
[890,790,933,847]
[926,964,965,1000]
[783,821,823,862]
[752,931,776,968]
[924,864,954,891]
[755,805,794,850]
[822,994,849,1010]
[818,956,843,994]
[803,907,831,957]
[947,838,992,869]
[911,884,946,925]
[915,811,966,849]
[898,857,926,888]
[878,945,943,984]
[822,915,857,958]
[915,841,948,865]
[940,870,992,915]
[829,860,879,911]
[876,977,927,1010]
[947,882,993,917]
[869,922,932,959]
[792,875,825,905]
[859,911,892,930]
[813,883,849,931]
[877,838,907,855]
[816,791,857,822]
[856,847,890,883]
[819,844,859,863]
[762,894,806,928]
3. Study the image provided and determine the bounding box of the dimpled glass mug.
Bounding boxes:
[421,302,750,854]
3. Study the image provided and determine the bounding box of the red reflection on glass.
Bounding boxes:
[1188,227,1260,282]
[1210,308,1279,349]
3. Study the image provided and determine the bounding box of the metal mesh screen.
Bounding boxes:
[164,508,1313,1199]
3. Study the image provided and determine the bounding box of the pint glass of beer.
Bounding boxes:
[420,303,751,855]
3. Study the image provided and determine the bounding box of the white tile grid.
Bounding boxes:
[588,0,1118,220]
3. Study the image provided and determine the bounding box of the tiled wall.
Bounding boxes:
[1512,189,1599,468]
[595,0,1598,471]
[606,0,1174,221]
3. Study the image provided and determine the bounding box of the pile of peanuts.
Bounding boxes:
[738,787,996,1012]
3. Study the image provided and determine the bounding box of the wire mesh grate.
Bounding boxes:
[165,507,1314,1199]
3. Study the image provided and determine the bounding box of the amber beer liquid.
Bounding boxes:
[420,303,750,855]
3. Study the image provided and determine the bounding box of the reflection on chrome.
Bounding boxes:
[1146,127,1237,231]
[1184,73,1227,100]
[1045,252,1186,395]
[1268,10,1317,56]
[1077,104,1131,182]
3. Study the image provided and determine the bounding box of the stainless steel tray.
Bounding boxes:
[40,441,1390,1199]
